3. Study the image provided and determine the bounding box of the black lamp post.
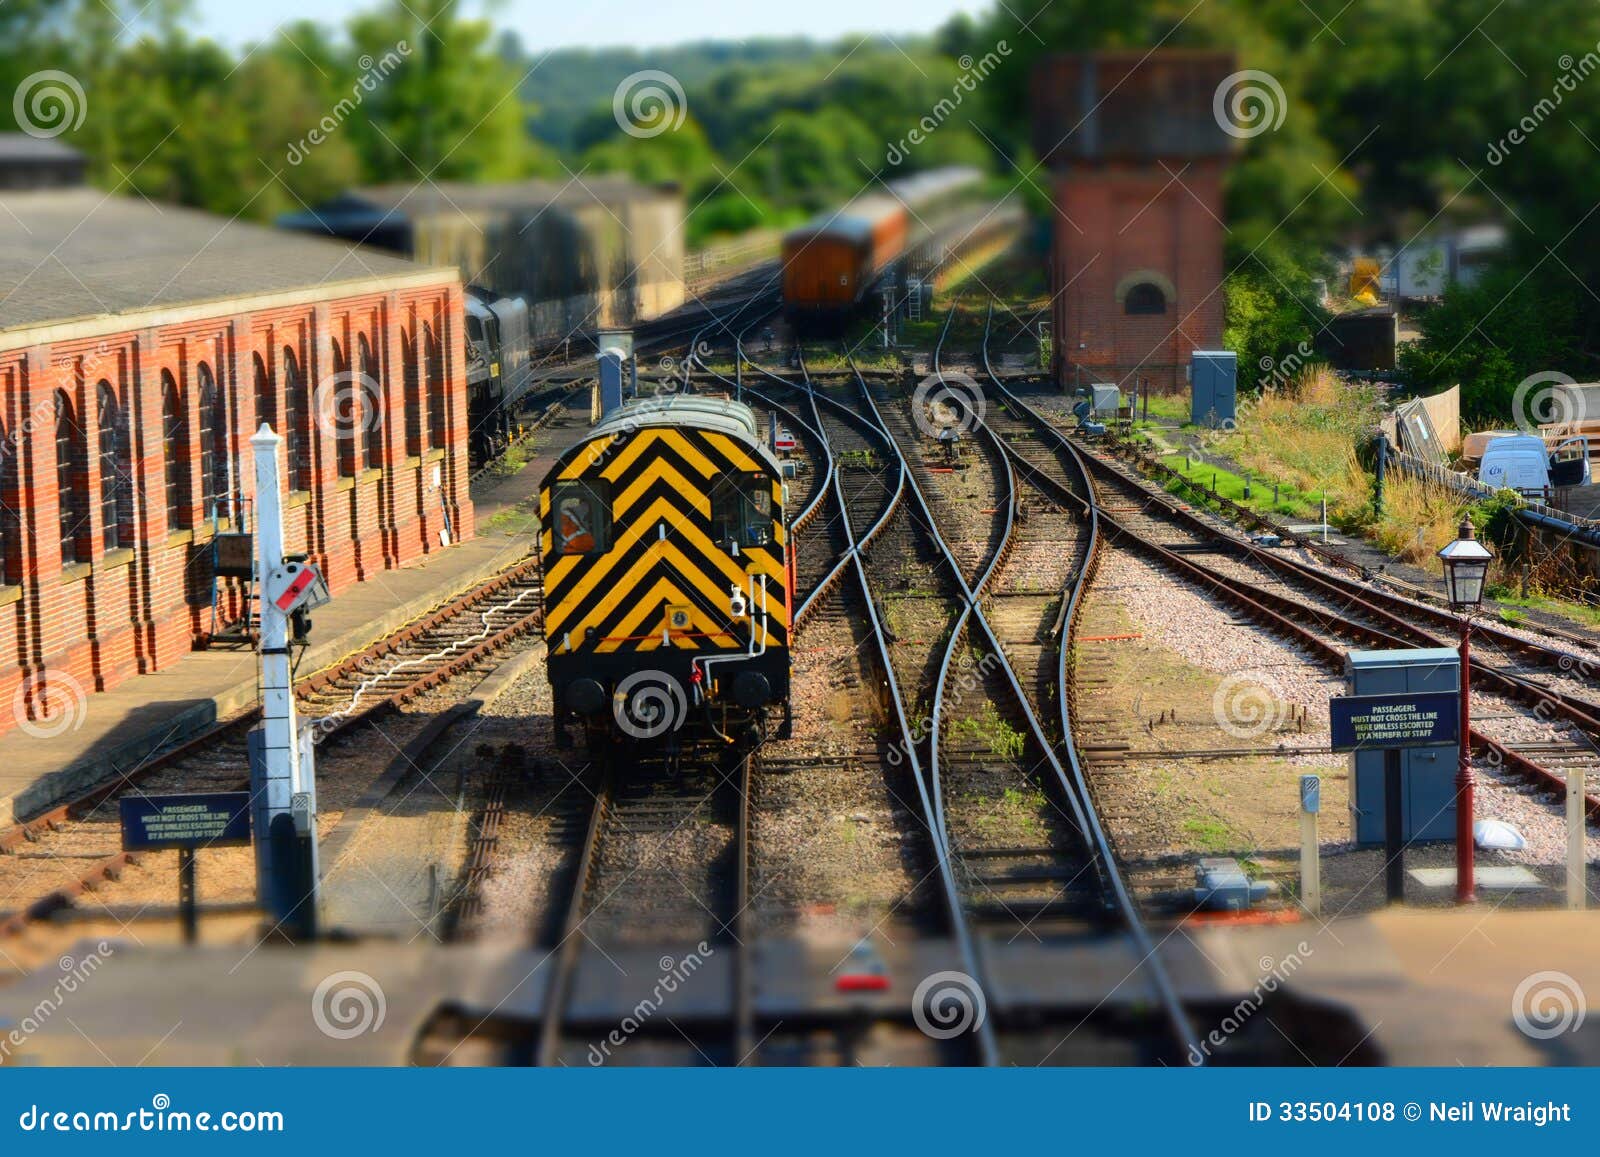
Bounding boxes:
[1437,516,1493,904]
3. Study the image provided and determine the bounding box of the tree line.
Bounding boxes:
[5,0,1599,417]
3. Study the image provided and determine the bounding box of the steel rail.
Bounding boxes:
[533,758,613,1067]
[723,325,997,1062]
[976,299,1600,833]
[859,311,1200,1062]
[1071,411,1600,818]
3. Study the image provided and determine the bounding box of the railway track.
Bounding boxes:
[723,317,1204,1062]
[0,554,548,939]
[970,299,1600,876]
[849,314,1198,1063]
[527,744,753,1066]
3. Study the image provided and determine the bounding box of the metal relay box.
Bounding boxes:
[1190,350,1237,428]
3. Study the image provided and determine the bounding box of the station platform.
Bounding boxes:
[0,391,590,831]
[4,438,584,834]
[0,531,533,829]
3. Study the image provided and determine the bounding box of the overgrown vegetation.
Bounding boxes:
[951,702,1026,759]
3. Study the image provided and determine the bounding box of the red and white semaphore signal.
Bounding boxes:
[250,423,330,937]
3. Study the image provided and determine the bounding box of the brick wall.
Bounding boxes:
[0,277,474,735]
[1050,160,1228,394]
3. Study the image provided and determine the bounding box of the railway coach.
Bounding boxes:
[540,396,793,753]
[780,166,985,321]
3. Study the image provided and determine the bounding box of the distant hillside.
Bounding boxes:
[517,38,892,150]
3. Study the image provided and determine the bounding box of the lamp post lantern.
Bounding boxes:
[1438,516,1493,904]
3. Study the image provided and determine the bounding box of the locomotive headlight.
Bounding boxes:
[729,583,748,619]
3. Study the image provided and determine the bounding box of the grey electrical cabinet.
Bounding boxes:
[1345,648,1461,844]
[1190,350,1238,428]
[1090,383,1121,416]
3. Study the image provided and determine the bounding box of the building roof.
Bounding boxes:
[0,188,454,346]
[315,176,676,219]
[0,134,85,164]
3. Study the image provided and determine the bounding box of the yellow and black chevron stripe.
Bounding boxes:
[539,424,790,660]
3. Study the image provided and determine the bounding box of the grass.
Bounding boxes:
[1158,453,1321,521]
[1182,815,1236,855]
[951,702,1026,759]
[482,497,539,537]
[484,436,534,478]
[1166,367,1474,573]
[1215,368,1380,519]
[1364,471,1464,569]
[1488,590,1600,630]
[973,786,1046,838]
[1132,393,1191,426]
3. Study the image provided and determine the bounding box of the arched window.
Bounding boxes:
[253,351,275,433]
[197,363,229,521]
[55,390,87,566]
[96,381,132,552]
[401,328,422,457]
[359,333,382,471]
[284,347,311,492]
[425,324,445,451]
[0,417,15,585]
[1124,282,1167,315]
[162,371,189,530]
[332,339,356,478]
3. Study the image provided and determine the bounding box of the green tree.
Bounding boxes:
[344,0,546,183]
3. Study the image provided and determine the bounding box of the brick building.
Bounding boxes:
[1032,51,1237,393]
[0,185,474,734]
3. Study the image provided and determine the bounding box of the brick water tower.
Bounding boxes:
[1032,51,1238,393]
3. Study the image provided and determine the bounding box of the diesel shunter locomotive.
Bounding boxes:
[541,396,792,751]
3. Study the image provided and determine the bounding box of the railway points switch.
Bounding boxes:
[1193,857,1276,911]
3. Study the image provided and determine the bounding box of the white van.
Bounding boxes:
[1478,434,1591,494]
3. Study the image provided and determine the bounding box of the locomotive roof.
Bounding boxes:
[574,395,782,474]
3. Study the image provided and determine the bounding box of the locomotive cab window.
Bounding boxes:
[553,480,611,555]
[711,475,771,548]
